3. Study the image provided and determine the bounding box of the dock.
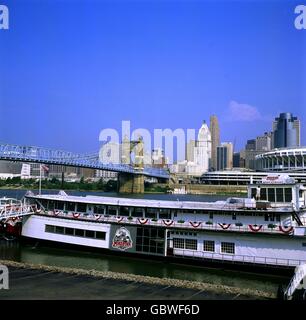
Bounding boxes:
[0,260,272,300]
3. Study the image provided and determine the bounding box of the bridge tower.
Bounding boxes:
[118,136,145,194]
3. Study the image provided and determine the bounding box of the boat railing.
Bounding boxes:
[0,203,38,219]
[170,248,306,267]
[38,210,298,235]
[299,217,306,225]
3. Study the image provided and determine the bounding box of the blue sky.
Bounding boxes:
[0,0,305,155]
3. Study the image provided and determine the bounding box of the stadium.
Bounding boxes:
[256,147,306,172]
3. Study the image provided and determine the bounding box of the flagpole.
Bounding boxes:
[39,164,42,195]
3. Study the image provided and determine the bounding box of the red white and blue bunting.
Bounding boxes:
[162,219,174,226]
[279,225,294,234]
[189,221,201,228]
[137,218,148,225]
[116,216,124,223]
[218,223,231,230]
[248,224,263,232]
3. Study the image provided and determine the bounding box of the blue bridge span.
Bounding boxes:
[0,144,170,179]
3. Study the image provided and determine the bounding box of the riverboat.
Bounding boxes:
[3,174,306,269]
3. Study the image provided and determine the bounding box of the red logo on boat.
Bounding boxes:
[112,227,133,251]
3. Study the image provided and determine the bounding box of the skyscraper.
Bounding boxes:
[217,142,233,171]
[255,132,272,152]
[186,140,196,162]
[194,121,212,175]
[272,113,300,148]
[210,115,220,170]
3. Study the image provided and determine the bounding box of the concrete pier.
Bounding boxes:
[118,173,145,194]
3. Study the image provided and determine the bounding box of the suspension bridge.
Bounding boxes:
[0,143,170,193]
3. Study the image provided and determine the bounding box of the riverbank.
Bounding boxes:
[0,260,275,300]
[167,184,248,195]
[0,186,246,196]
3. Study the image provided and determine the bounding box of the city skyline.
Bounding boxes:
[0,1,305,153]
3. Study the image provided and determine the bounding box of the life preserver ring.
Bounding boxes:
[53,210,59,216]
[36,208,42,213]
[73,212,80,218]
[248,224,262,232]
[94,214,101,220]
[279,226,293,234]
[137,218,148,225]
[163,219,174,226]
[190,221,201,228]
[218,223,231,230]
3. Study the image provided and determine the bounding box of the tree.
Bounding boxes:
[97,178,104,190]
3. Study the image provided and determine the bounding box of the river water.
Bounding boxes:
[0,189,290,296]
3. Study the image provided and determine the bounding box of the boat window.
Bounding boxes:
[284,188,293,202]
[173,238,197,251]
[85,230,95,238]
[203,240,215,252]
[120,206,130,216]
[45,225,55,233]
[95,231,106,240]
[209,211,213,219]
[151,228,157,237]
[45,224,106,240]
[55,226,64,234]
[48,201,55,210]
[268,188,276,202]
[232,213,237,220]
[66,202,75,211]
[132,207,144,217]
[77,203,87,213]
[185,239,197,250]
[158,229,164,238]
[196,210,206,214]
[107,206,118,215]
[75,229,85,237]
[173,238,185,249]
[276,214,280,222]
[39,200,48,209]
[136,227,164,255]
[65,228,74,236]
[260,188,267,200]
[55,201,64,210]
[159,209,171,220]
[221,242,235,254]
[145,208,157,219]
[276,188,284,202]
[93,205,105,214]
[251,188,257,199]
